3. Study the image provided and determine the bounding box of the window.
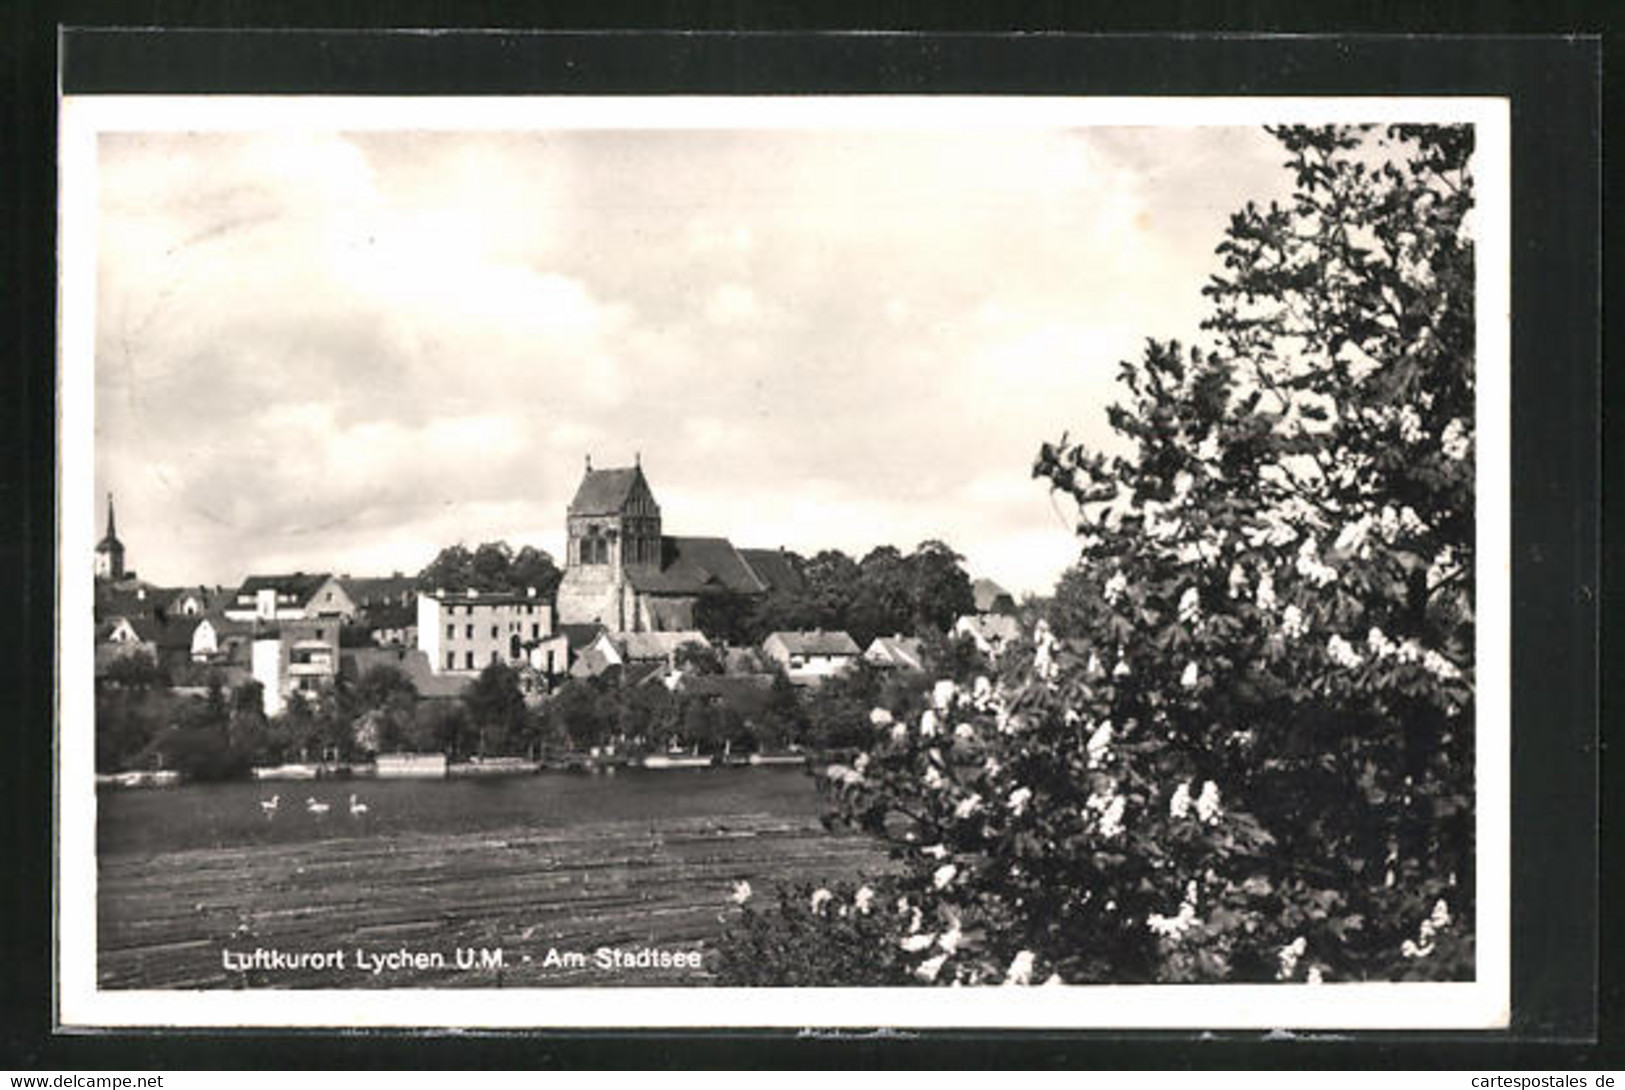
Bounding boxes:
[466,624,474,638]
[446,651,455,669]
[465,651,474,669]
[315,628,324,640]
[490,650,499,663]
[446,624,454,638]
[491,625,499,638]
[531,624,539,638]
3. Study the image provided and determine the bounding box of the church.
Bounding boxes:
[554,458,803,633]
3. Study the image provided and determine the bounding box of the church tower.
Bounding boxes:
[94,492,126,581]
[555,457,663,628]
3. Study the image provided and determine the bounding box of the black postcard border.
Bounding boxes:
[6,19,1607,1070]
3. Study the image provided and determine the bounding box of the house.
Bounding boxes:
[251,618,341,717]
[954,613,1023,656]
[972,577,1018,616]
[165,585,230,620]
[554,458,802,632]
[339,574,421,646]
[865,634,925,672]
[224,572,356,623]
[93,614,160,677]
[417,587,561,676]
[187,611,254,663]
[762,630,861,685]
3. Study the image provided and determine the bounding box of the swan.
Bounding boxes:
[348,794,368,817]
[259,794,280,818]
[305,797,330,816]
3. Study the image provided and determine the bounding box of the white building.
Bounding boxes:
[417,588,565,676]
[225,572,356,623]
[250,618,341,717]
[762,630,861,686]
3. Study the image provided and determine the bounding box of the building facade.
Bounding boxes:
[417,587,564,676]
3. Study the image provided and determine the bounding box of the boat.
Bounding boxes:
[640,753,714,770]
[251,762,320,781]
[747,752,808,767]
[97,769,183,788]
[448,757,541,778]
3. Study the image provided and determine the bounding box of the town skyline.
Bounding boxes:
[94,120,1295,596]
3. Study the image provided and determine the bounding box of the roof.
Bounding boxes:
[558,623,607,652]
[235,572,333,602]
[956,614,1023,644]
[617,630,711,662]
[866,635,925,670]
[569,466,656,516]
[97,614,164,644]
[766,630,862,657]
[644,597,695,631]
[340,575,419,606]
[738,549,806,594]
[93,583,166,622]
[972,578,1017,614]
[626,536,767,597]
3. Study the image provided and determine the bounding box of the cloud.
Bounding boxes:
[94,124,1291,594]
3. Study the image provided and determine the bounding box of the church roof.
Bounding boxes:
[569,466,653,516]
[626,536,768,597]
[739,549,806,595]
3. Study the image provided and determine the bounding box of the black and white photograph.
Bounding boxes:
[57,94,1510,1029]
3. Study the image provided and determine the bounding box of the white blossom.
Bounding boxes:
[899,932,935,953]
[1306,966,1325,985]
[1440,418,1471,461]
[1228,563,1248,599]
[1256,571,1278,611]
[913,952,949,983]
[1086,789,1127,839]
[922,843,949,860]
[937,915,963,953]
[870,707,894,727]
[1086,652,1104,678]
[1169,782,1193,819]
[1334,514,1375,558]
[809,888,832,915]
[1295,536,1338,587]
[953,722,977,742]
[1113,656,1132,679]
[1423,649,1463,681]
[953,794,984,820]
[854,886,875,914]
[1007,786,1033,817]
[1180,661,1200,689]
[1104,571,1128,605]
[1281,604,1308,640]
[932,679,958,711]
[1147,882,1200,939]
[1397,405,1424,444]
[1085,720,1114,769]
[1195,780,1222,825]
[1195,433,1221,463]
[919,708,939,737]
[1368,626,1397,658]
[923,766,945,791]
[1327,634,1364,669]
[1178,586,1201,624]
[730,880,753,905]
[972,675,993,708]
[1276,935,1307,980]
[1004,950,1036,986]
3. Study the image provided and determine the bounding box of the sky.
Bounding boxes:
[94,121,1294,596]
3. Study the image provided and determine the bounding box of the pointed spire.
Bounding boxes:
[585,453,592,472]
[635,450,641,468]
[105,492,117,541]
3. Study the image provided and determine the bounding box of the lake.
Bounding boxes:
[95,768,885,990]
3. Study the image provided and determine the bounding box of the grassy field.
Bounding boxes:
[97,771,886,989]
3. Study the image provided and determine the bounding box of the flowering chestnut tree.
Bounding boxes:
[719,124,1475,986]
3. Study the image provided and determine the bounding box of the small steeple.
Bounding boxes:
[105,492,117,542]
[585,453,593,471]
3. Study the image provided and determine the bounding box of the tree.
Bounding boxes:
[463,661,527,755]
[349,665,418,754]
[416,540,562,601]
[673,640,726,676]
[723,124,1476,986]
[905,540,976,634]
